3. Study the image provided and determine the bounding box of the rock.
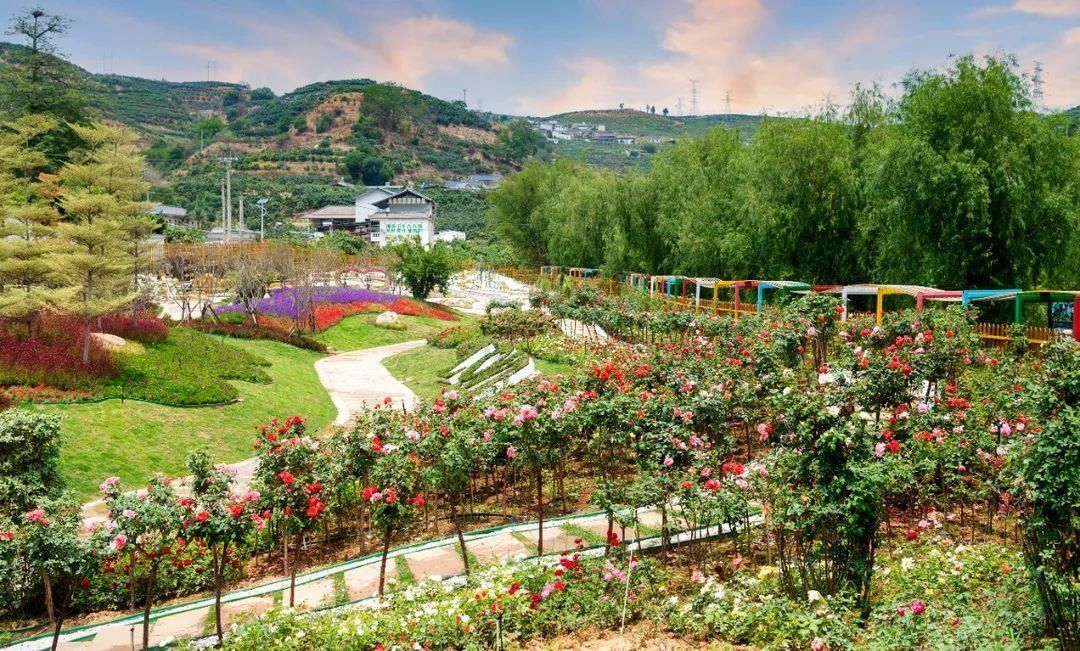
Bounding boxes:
[90,332,127,351]
[375,310,401,326]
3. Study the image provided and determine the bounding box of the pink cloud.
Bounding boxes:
[1012,0,1080,16]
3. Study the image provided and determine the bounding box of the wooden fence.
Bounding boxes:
[513,267,1075,349]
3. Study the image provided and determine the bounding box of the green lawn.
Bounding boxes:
[313,313,466,352]
[384,345,579,401]
[382,345,457,400]
[42,338,335,500]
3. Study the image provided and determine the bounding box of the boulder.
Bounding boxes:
[90,332,127,351]
[375,310,401,326]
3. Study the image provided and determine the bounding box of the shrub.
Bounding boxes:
[0,314,116,390]
[0,409,64,519]
[186,320,328,352]
[480,308,554,340]
[387,239,457,300]
[97,313,169,344]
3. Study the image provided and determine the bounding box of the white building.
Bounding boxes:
[434,230,466,242]
[301,186,436,247]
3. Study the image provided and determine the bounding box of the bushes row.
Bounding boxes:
[187,321,328,353]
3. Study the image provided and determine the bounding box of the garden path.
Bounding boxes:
[314,339,426,425]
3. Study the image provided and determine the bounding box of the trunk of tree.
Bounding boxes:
[289,532,299,608]
[214,543,226,643]
[42,569,55,629]
[378,527,393,597]
[451,501,470,577]
[82,318,92,365]
[142,562,158,651]
[49,583,70,651]
[536,467,544,557]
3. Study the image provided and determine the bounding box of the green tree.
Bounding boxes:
[51,122,149,363]
[0,409,64,520]
[487,159,567,265]
[388,239,456,300]
[184,451,255,644]
[496,119,547,162]
[863,55,1079,288]
[21,497,95,651]
[344,147,389,185]
[0,7,92,162]
[0,115,61,331]
[98,476,183,651]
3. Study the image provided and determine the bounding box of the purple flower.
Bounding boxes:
[217,286,397,318]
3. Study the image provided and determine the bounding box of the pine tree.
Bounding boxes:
[51,122,149,363]
[0,115,60,333]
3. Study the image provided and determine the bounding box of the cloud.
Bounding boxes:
[160,10,512,93]
[1036,26,1080,107]
[519,0,900,115]
[1011,0,1080,16]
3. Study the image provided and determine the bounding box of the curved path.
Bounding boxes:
[315,339,426,425]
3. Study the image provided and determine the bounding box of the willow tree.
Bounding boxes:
[51,122,148,362]
[0,115,61,332]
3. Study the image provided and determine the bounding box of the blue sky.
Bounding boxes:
[3,0,1079,115]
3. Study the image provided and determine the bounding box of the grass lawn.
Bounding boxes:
[313,313,466,352]
[42,338,335,501]
[384,345,581,401]
[382,345,457,400]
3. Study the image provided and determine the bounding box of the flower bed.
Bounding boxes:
[0,385,96,404]
[0,314,116,390]
[96,313,169,344]
[213,286,458,335]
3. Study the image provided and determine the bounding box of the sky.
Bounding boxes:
[2,0,1079,116]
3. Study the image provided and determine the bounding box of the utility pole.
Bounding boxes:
[257,198,268,242]
[220,181,226,238]
[462,88,467,106]
[689,79,699,116]
[218,156,237,242]
[238,194,245,234]
[724,91,732,114]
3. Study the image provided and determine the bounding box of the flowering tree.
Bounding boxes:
[251,415,328,607]
[96,476,183,651]
[183,451,256,643]
[21,499,95,651]
[365,450,423,596]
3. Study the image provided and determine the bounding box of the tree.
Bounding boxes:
[863,55,1079,288]
[662,107,669,116]
[0,115,61,331]
[496,119,547,163]
[21,497,95,651]
[0,7,92,162]
[251,416,328,607]
[344,147,389,185]
[388,239,456,300]
[0,409,64,520]
[98,476,182,651]
[183,451,255,644]
[365,449,423,596]
[51,122,149,363]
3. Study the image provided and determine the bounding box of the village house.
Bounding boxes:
[150,204,195,229]
[301,186,436,247]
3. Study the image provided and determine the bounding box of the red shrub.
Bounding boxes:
[97,313,169,343]
[388,298,458,321]
[0,314,116,390]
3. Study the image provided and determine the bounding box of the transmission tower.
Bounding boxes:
[724,91,732,114]
[676,97,683,116]
[1033,61,1045,111]
[689,78,699,116]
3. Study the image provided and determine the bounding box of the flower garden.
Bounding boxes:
[0,282,1077,650]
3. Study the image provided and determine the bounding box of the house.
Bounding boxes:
[615,135,637,145]
[443,174,503,191]
[301,186,436,247]
[151,204,195,229]
[588,133,617,143]
[434,230,466,242]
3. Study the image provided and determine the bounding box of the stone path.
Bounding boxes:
[431,270,534,315]
[314,340,426,425]
[10,507,750,651]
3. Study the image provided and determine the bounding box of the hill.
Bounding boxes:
[545,109,763,139]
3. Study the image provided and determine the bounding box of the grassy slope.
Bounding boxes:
[313,313,469,352]
[384,344,579,401]
[382,346,457,400]
[44,339,334,500]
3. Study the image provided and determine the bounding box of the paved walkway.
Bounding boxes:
[12,507,739,651]
[314,340,425,425]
